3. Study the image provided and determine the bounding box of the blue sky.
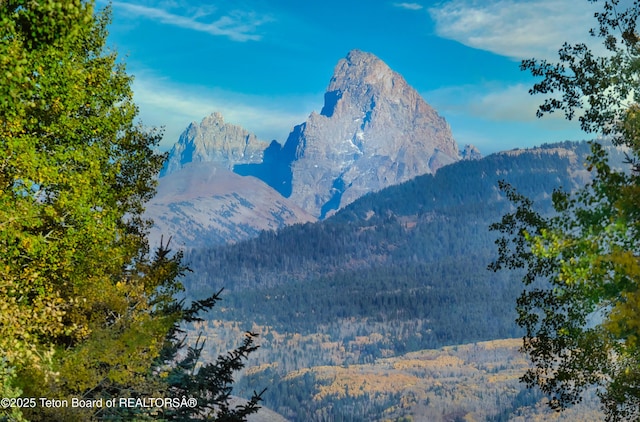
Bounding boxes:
[102,0,601,154]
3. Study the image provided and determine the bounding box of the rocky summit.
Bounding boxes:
[160,50,470,232]
[160,112,268,177]
[240,49,462,218]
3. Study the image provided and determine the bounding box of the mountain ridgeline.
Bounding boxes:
[183,141,618,352]
[181,140,620,421]
[157,50,473,231]
[160,111,269,176]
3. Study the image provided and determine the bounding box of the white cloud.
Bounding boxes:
[425,83,588,153]
[467,84,542,122]
[111,1,272,41]
[428,0,600,61]
[130,72,315,150]
[393,2,424,10]
[425,82,573,124]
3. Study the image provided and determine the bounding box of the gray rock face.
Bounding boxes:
[160,112,268,176]
[284,49,460,218]
[461,144,483,160]
[156,49,467,245]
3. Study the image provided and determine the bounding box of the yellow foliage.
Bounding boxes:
[274,338,602,420]
[306,365,421,401]
[392,355,465,370]
[606,290,640,348]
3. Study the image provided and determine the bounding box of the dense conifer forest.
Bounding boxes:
[178,141,621,420]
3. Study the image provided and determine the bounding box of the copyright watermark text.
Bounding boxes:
[1,396,198,409]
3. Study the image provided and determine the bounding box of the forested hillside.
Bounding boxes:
[181,141,623,350]
[186,142,592,285]
[181,140,621,420]
[237,339,602,421]
[184,141,604,304]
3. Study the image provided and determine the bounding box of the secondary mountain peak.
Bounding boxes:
[461,144,483,160]
[160,112,268,177]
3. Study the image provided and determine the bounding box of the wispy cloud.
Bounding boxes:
[425,83,586,153]
[428,0,599,61]
[426,83,569,123]
[393,2,424,10]
[130,72,315,150]
[111,1,272,41]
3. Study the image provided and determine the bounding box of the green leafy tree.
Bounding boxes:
[0,1,262,420]
[490,1,640,420]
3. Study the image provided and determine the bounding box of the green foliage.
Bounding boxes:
[1,0,163,377]
[491,1,640,420]
[162,330,264,422]
[0,1,262,420]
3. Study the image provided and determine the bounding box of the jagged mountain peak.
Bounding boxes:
[161,50,462,222]
[330,49,394,87]
[202,110,225,124]
[160,112,268,177]
[283,49,461,218]
[320,49,412,118]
